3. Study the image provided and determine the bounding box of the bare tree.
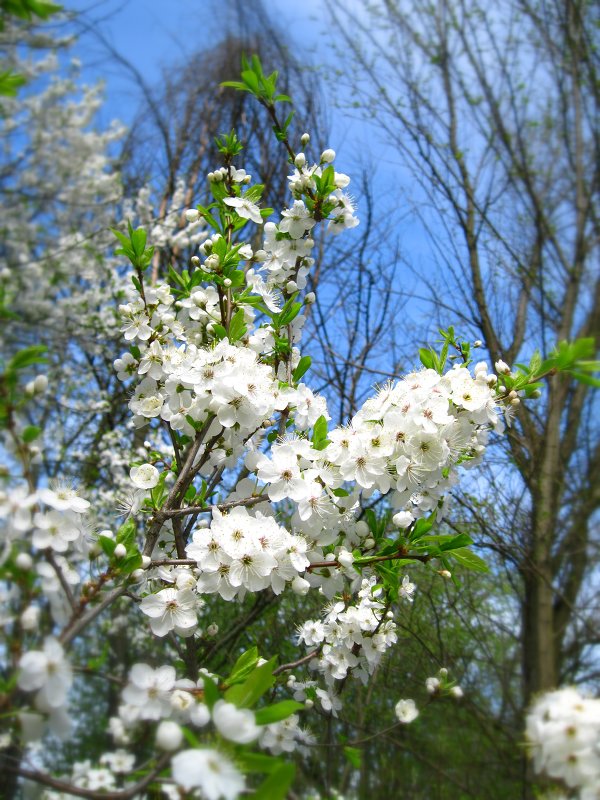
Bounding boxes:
[327,0,600,741]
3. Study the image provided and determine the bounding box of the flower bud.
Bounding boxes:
[286,280,298,293]
[15,552,33,570]
[300,132,310,145]
[304,292,316,305]
[364,537,376,550]
[473,340,483,348]
[156,720,183,751]
[190,255,200,266]
[223,278,232,288]
[305,698,314,709]
[439,667,448,678]
[321,148,336,163]
[114,543,127,559]
[185,209,200,223]
[20,605,40,631]
[131,569,145,581]
[337,549,354,568]
[393,510,414,529]
[141,555,151,568]
[295,153,306,168]
[291,575,311,596]
[450,686,464,699]
[33,375,48,394]
[495,359,511,375]
[206,623,219,636]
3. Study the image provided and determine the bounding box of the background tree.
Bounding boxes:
[328,0,599,696]
[326,0,600,792]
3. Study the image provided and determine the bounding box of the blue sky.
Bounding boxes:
[61,0,436,362]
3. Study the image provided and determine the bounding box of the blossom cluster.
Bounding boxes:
[186,505,310,599]
[297,576,399,703]
[252,362,501,531]
[526,687,600,798]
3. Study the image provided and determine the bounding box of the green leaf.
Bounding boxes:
[569,371,600,388]
[201,674,221,710]
[419,348,434,369]
[115,518,137,550]
[228,647,259,685]
[255,700,304,725]
[0,70,27,96]
[22,425,41,443]
[448,548,489,573]
[119,552,142,575]
[292,355,311,383]
[224,657,276,708]
[236,752,284,774]
[99,535,116,557]
[312,415,329,445]
[251,762,295,800]
[409,515,434,542]
[9,345,48,371]
[343,746,362,768]
[228,308,248,343]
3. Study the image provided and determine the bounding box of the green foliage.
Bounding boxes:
[215,129,244,158]
[251,761,295,799]
[221,54,291,108]
[311,414,330,450]
[224,656,277,708]
[254,700,304,725]
[111,222,154,272]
